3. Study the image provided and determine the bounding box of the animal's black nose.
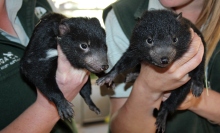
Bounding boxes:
[101,65,109,71]
[160,57,169,64]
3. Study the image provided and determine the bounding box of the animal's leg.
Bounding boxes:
[80,77,100,115]
[96,49,139,86]
[155,81,191,133]
[38,81,74,121]
[125,64,141,82]
[36,67,74,121]
[125,72,139,82]
[189,62,205,97]
[155,103,168,133]
[124,64,141,82]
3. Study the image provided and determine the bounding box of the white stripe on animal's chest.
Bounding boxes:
[39,49,58,61]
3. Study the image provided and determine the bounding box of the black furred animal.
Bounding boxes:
[96,10,205,133]
[20,12,108,121]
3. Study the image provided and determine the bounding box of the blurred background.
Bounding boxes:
[49,0,117,132]
[51,0,116,27]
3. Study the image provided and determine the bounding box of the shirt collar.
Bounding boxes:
[134,0,165,19]
[6,0,22,24]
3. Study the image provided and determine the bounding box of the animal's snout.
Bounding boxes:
[101,65,109,71]
[160,57,169,64]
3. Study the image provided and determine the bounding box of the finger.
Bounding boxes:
[162,92,171,101]
[57,45,67,61]
[57,45,72,72]
[177,38,204,75]
[177,92,194,110]
[169,30,201,71]
[180,74,191,82]
[57,45,89,73]
[56,45,89,84]
[168,31,204,82]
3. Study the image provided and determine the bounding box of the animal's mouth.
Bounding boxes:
[86,65,104,73]
[84,56,108,73]
[151,61,169,68]
[144,57,170,68]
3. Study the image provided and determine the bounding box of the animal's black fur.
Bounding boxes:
[96,10,205,132]
[20,13,108,120]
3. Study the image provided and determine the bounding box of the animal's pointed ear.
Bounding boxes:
[90,18,101,26]
[59,23,70,35]
[176,12,182,21]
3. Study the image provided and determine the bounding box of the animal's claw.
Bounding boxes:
[57,100,74,121]
[109,81,112,86]
[90,106,101,115]
[96,77,104,86]
[96,75,113,86]
[155,108,168,133]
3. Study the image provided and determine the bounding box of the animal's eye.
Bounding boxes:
[173,37,178,43]
[146,38,153,45]
[80,43,88,49]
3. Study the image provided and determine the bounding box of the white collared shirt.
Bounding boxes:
[0,0,29,47]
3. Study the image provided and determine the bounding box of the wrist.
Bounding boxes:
[188,90,203,111]
[35,89,60,121]
[133,75,163,104]
[134,72,163,102]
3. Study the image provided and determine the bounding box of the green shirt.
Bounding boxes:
[0,0,77,132]
[103,0,220,132]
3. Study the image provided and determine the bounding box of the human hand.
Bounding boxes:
[137,29,204,99]
[55,45,90,101]
[177,90,202,110]
[34,45,89,121]
[162,90,201,110]
[35,44,89,103]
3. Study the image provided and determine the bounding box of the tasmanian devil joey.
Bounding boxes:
[21,12,108,121]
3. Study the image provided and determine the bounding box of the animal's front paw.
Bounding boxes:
[191,81,203,97]
[125,72,139,83]
[96,74,115,86]
[57,100,74,121]
[89,105,101,115]
[155,108,168,133]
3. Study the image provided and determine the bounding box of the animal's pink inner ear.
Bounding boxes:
[59,24,69,35]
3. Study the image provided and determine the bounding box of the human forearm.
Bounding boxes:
[109,30,204,132]
[189,89,220,124]
[0,46,89,133]
[0,91,60,133]
[110,75,163,133]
